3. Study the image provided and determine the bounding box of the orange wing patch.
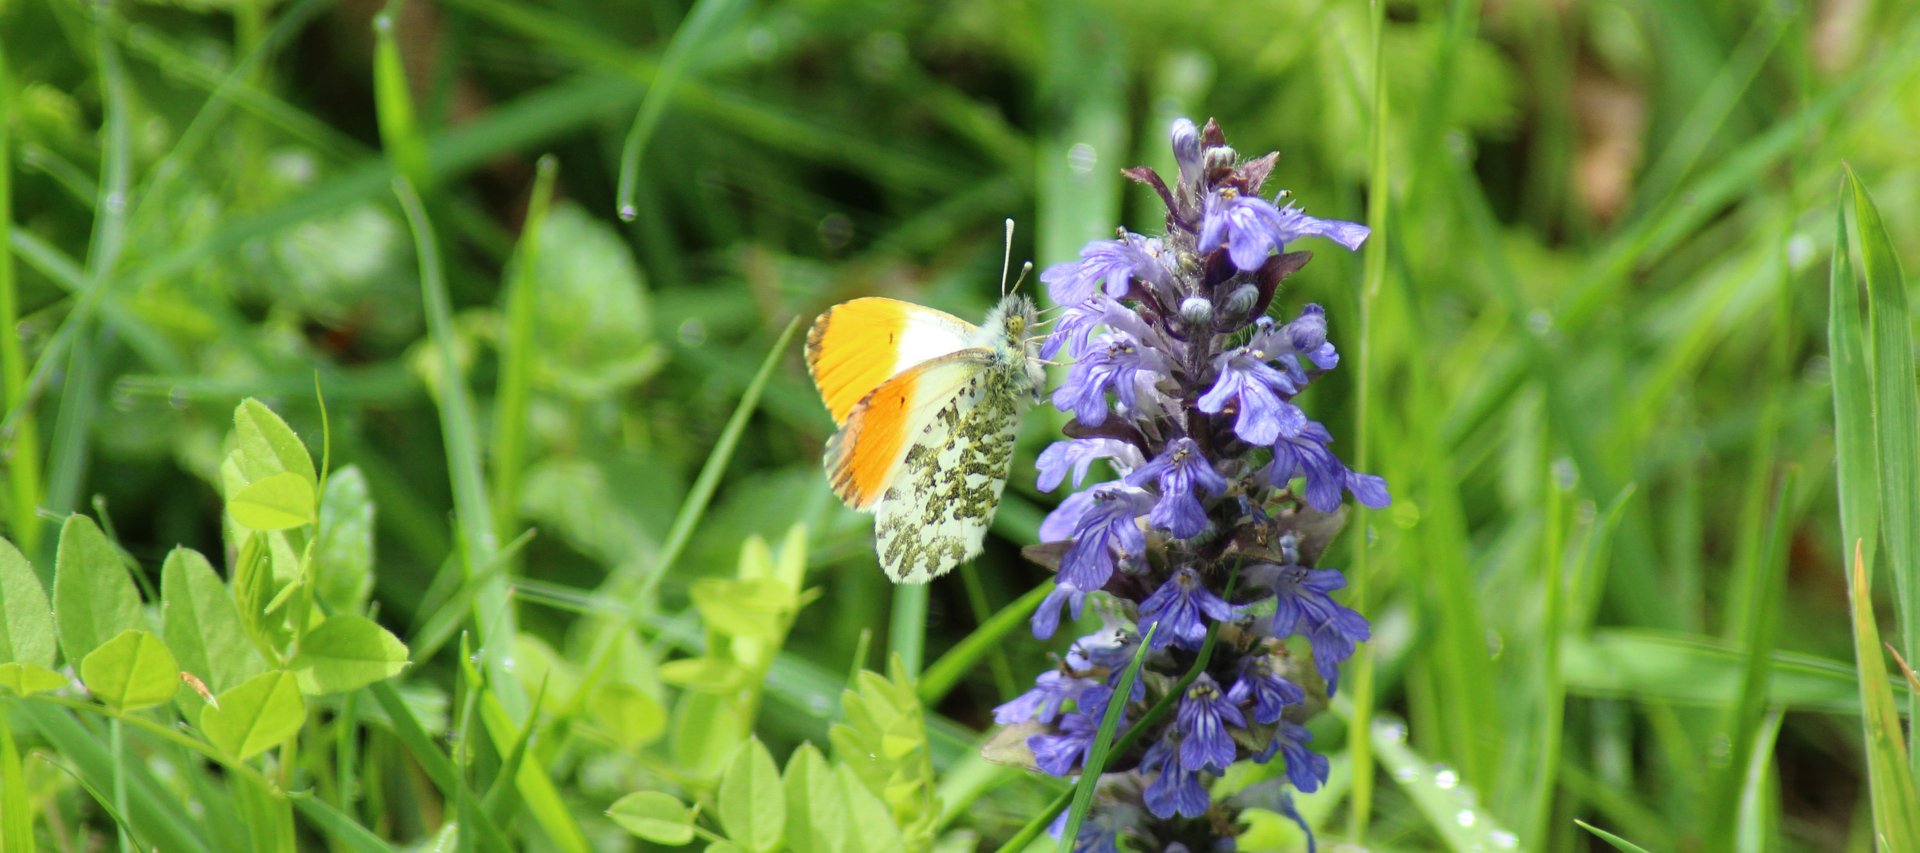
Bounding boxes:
[825,368,918,509]
[806,299,911,425]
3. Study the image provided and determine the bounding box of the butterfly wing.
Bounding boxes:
[806,297,977,425]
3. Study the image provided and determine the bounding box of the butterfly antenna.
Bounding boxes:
[999,218,1017,298]
[1010,261,1034,296]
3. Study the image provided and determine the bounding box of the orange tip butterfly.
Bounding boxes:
[805,221,1045,583]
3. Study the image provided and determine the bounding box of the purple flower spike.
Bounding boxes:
[1042,234,1173,305]
[1198,189,1370,271]
[1058,487,1153,591]
[1174,674,1246,772]
[1138,568,1235,651]
[1227,654,1307,724]
[1038,438,1146,493]
[1126,437,1230,538]
[1198,348,1306,446]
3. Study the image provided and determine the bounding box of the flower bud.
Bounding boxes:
[1179,296,1213,328]
[1204,145,1237,173]
[1171,118,1201,187]
[1220,284,1258,318]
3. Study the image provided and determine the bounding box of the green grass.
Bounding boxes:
[2,0,1919,849]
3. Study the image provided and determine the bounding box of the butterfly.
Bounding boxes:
[805,249,1045,584]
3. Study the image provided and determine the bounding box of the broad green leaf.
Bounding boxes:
[606,791,694,846]
[233,398,316,487]
[524,203,662,397]
[690,577,793,640]
[657,656,747,692]
[161,547,265,695]
[0,538,54,667]
[198,670,306,760]
[834,762,905,853]
[828,658,936,842]
[314,465,375,612]
[718,738,785,853]
[587,682,666,749]
[289,615,409,694]
[0,662,68,695]
[52,515,143,664]
[228,472,316,531]
[670,691,744,781]
[79,629,179,711]
[783,742,843,853]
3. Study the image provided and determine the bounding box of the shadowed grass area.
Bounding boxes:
[1,0,1918,849]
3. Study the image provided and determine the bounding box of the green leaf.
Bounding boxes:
[0,537,54,667]
[657,656,747,692]
[834,762,905,853]
[690,577,794,640]
[606,791,694,846]
[289,614,409,694]
[198,670,306,760]
[161,547,265,695]
[79,628,179,711]
[718,738,785,853]
[228,471,316,531]
[232,398,316,487]
[783,742,843,853]
[828,658,936,843]
[314,465,375,612]
[586,682,666,749]
[1846,541,1920,846]
[52,515,143,664]
[0,662,69,695]
[523,203,662,397]
[669,691,744,782]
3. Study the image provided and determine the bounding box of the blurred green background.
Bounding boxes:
[4,0,1920,848]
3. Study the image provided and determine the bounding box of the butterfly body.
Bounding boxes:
[807,294,1043,583]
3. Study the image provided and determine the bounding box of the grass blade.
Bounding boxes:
[920,580,1052,706]
[0,43,40,556]
[1707,470,1796,848]
[613,0,747,220]
[490,155,559,538]
[1574,819,1655,853]
[1843,167,1920,762]
[1846,540,1920,848]
[1058,622,1157,851]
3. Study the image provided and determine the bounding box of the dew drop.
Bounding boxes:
[1527,309,1553,336]
[808,696,832,715]
[1433,766,1459,789]
[1489,829,1519,849]
[1376,720,1407,743]
[617,204,639,222]
[678,318,709,348]
[1456,809,1477,828]
[1393,766,1418,783]
[1787,234,1814,267]
[1067,143,1098,174]
[168,387,190,410]
[104,191,127,214]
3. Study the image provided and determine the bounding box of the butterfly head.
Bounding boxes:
[979,292,1046,400]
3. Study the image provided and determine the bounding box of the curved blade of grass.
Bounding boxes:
[1707,470,1796,847]
[391,179,523,710]
[1847,539,1920,847]
[1843,167,1920,761]
[288,793,396,853]
[1371,713,1517,852]
[567,316,802,710]
[1058,622,1156,851]
[1559,628,1907,713]
[0,43,39,557]
[920,579,1052,706]
[1575,819,1654,853]
[490,155,559,538]
[613,0,747,220]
